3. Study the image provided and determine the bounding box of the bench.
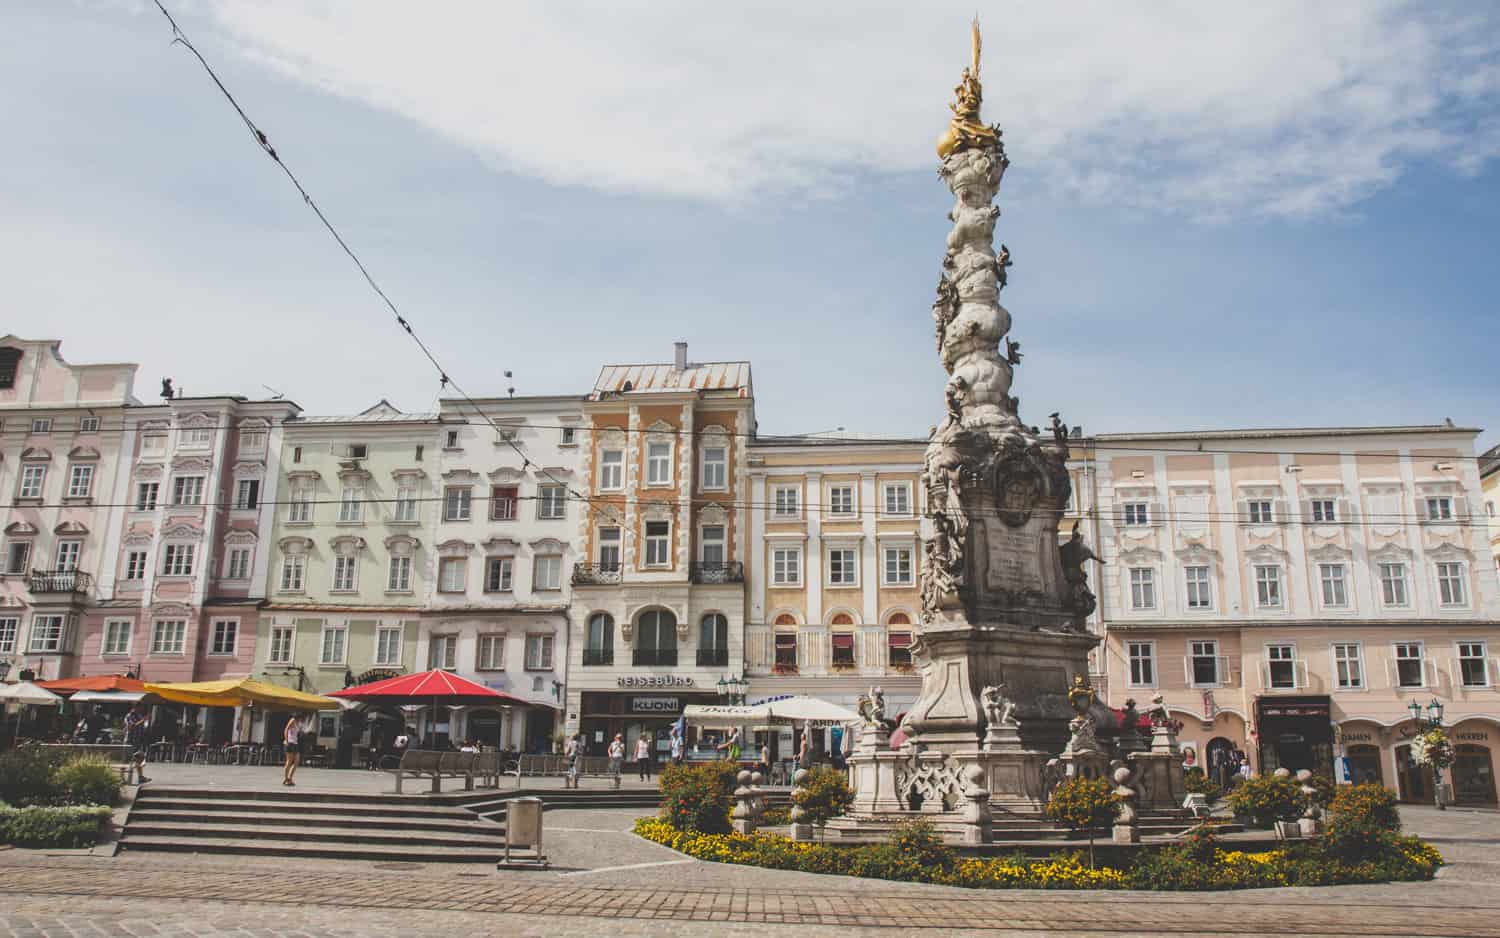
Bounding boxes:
[38,743,143,784]
[387,749,483,794]
[514,753,621,789]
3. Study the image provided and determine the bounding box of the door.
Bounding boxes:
[1395,744,1433,804]
[467,709,504,750]
[524,709,553,755]
[1346,744,1384,786]
[1453,744,1498,805]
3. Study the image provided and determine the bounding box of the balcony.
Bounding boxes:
[582,647,614,667]
[572,564,622,586]
[689,561,744,585]
[28,569,92,595]
[696,647,729,668]
[632,648,678,667]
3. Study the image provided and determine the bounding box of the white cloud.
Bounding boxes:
[142,1,1500,216]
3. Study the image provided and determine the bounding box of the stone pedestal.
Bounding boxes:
[1127,751,1184,812]
[958,747,1051,811]
[848,725,908,815]
[1112,824,1140,844]
[959,764,993,844]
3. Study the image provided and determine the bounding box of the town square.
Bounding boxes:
[1,2,1498,936]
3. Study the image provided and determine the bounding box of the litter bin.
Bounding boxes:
[499,796,547,868]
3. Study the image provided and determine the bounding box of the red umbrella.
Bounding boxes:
[328,669,526,707]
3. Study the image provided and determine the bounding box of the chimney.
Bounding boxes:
[673,341,688,371]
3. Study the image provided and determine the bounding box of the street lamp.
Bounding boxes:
[718,675,747,706]
[1410,697,1448,810]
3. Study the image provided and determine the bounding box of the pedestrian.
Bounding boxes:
[608,733,625,778]
[565,732,583,786]
[797,732,812,772]
[282,713,302,786]
[716,727,742,763]
[634,733,653,781]
[759,740,772,779]
[669,730,684,766]
[124,704,149,784]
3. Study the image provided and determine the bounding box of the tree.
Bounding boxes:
[1045,776,1118,868]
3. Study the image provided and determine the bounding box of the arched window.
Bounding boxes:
[886,612,911,626]
[773,613,798,626]
[584,613,613,666]
[829,612,854,626]
[634,609,677,666]
[698,613,728,667]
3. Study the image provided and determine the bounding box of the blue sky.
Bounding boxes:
[5,2,1498,449]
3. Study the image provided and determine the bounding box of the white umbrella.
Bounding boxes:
[683,695,861,729]
[0,682,63,706]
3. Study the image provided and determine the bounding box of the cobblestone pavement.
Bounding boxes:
[0,806,1494,937]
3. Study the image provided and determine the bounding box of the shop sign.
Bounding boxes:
[1342,732,1374,743]
[1259,701,1329,718]
[631,697,680,714]
[617,675,695,688]
[1457,731,1490,742]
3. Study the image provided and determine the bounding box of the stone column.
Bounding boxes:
[789,768,813,842]
[959,764,993,845]
[732,770,756,835]
[847,722,907,815]
[1111,763,1141,844]
[1297,768,1323,836]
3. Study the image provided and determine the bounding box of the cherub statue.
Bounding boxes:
[1048,412,1067,445]
[981,684,1017,728]
[996,243,1012,289]
[1004,337,1023,366]
[868,686,886,725]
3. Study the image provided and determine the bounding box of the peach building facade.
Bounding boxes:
[1093,425,1500,805]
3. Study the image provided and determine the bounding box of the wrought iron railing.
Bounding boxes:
[571,563,622,586]
[696,647,729,667]
[689,561,744,585]
[27,569,92,594]
[632,648,678,667]
[582,647,614,667]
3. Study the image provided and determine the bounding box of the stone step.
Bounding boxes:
[137,785,493,808]
[118,834,513,864]
[128,807,503,836]
[134,795,480,821]
[123,821,504,849]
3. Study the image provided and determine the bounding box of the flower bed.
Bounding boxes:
[0,804,113,849]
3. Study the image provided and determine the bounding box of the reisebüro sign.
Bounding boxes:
[617,675,695,688]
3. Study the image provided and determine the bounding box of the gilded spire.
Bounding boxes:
[936,16,1001,159]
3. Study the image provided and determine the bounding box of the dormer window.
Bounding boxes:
[347,444,368,459]
[0,348,19,389]
[78,417,100,434]
[30,418,52,435]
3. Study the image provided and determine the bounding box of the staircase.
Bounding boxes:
[455,785,663,822]
[122,787,514,864]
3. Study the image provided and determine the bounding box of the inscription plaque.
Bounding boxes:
[985,523,1045,593]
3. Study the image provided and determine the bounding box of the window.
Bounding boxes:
[210,620,238,656]
[346,444,368,459]
[598,449,624,490]
[477,634,506,670]
[1374,562,1408,606]
[135,482,159,511]
[339,486,364,523]
[0,349,18,390]
[30,417,52,434]
[1318,563,1348,607]
[438,558,467,593]
[699,614,728,650]
[1332,643,1364,689]
[0,617,15,653]
[429,633,456,669]
[320,626,347,665]
[829,485,855,516]
[1458,641,1489,688]
[597,527,621,570]
[537,485,566,520]
[18,465,46,499]
[233,479,260,510]
[1266,644,1297,689]
[828,548,857,586]
[1184,565,1212,609]
[124,550,147,581]
[1395,642,1426,688]
[560,427,576,445]
[533,555,562,591]
[1128,641,1156,687]
[1310,499,1337,523]
[291,445,302,463]
[67,464,94,499]
[280,553,306,591]
[1246,500,1273,524]
[773,485,800,518]
[699,525,726,565]
[3,540,30,575]
[585,614,614,665]
[443,486,471,522]
[525,633,555,670]
[1425,496,1454,522]
[1437,562,1468,606]
[268,626,294,664]
[482,556,512,592]
[774,633,798,668]
[701,446,727,490]
[1129,567,1155,610]
[644,521,670,566]
[78,416,100,434]
[150,620,185,656]
[635,609,677,666]
[332,555,357,592]
[646,442,672,485]
[1189,640,1220,686]
[171,476,204,506]
[394,484,418,522]
[445,429,460,449]
[1122,502,1149,526]
[54,541,81,573]
[888,630,913,668]
[772,547,801,585]
[490,486,518,521]
[103,620,132,656]
[387,555,412,592]
[238,430,266,450]
[883,483,912,516]
[181,427,213,448]
[883,546,914,586]
[28,615,65,653]
[226,547,251,580]
[161,544,195,577]
[142,433,166,455]
[831,632,855,667]
[288,490,311,524]
[1254,565,1282,608]
[374,626,402,666]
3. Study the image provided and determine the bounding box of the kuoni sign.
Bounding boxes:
[631,697,680,714]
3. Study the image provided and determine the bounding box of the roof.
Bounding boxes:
[1094,423,1479,443]
[592,361,752,398]
[1481,443,1500,479]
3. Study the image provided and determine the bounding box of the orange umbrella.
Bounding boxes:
[38,675,146,697]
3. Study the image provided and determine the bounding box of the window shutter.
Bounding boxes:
[1412,496,1426,524]
[1236,499,1249,524]
[1295,658,1308,690]
[1299,498,1312,522]
[1272,497,1288,524]
[1456,497,1474,521]
[1182,655,1191,687]
[1149,499,1164,527]
[1335,496,1352,523]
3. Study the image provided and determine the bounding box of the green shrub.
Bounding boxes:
[0,748,66,807]
[0,805,111,848]
[1045,776,1117,867]
[759,805,791,826]
[659,761,738,834]
[52,758,121,808]
[791,766,854,832]
[888,818,955,873]
[1183,767,1223,803]
[1327,782,1400,831]
[1225,773,1300,828]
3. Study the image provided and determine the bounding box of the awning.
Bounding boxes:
[39,675,146,696]
[70,690,146,704]
[0,682,64,706]
[683,695,862,729]
[144,678,338,710]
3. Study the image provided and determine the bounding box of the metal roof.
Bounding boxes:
[592,361,752,398]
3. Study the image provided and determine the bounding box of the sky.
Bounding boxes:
[4,1,1499,450]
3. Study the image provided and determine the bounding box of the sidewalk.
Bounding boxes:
[136,761,663,795]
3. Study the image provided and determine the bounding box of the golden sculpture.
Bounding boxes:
[936,17,1001,159]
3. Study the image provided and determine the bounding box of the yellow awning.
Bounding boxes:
[143,677,338,711]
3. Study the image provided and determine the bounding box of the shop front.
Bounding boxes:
[1449,719,1498,806]
[744,674,920,767]
[1254,695,1334,778]
[576,678,720,766]
[1334,721,1386,787]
